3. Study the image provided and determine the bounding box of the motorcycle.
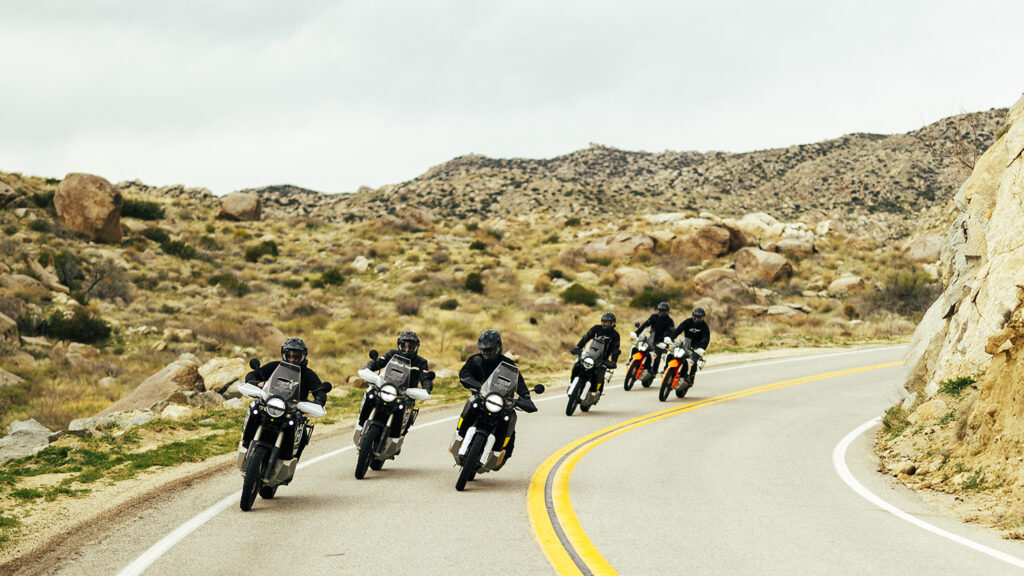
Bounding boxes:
[623,323,664,390]
[353,350,432,479]
[450,361,544,491]
[236,359,329,511]
[565,338,612,416]
[658,337,705,401]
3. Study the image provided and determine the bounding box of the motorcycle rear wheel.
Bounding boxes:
[675,384,691,398]
[240,444,267,511]
[659,368,676,402]
[623,361,639,391]
[355,425,381,479]
[456,434,487,491]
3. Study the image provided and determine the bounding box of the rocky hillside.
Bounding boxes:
[242,109,1006,241]
[877,93,1024,535]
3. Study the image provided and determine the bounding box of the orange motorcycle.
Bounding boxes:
[658,337,705,401]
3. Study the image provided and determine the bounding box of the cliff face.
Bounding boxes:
[880,94,1024,532]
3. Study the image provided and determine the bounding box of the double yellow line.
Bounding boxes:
[527,361,902,575]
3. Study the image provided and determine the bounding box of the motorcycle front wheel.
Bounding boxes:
[623,361,639,391]
[240,444,268,511]
[565,384,580,417]
[456,434,487,491]
[659,368,676,402]
[355,425,381,479]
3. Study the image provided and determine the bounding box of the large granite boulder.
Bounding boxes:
[0,419,54,464]
[96,353,204,416]
[902,234,944,263]
[54,173,123,243]
[670,220,745,262]
[198,357,248,394]
[693,268,750,300]
[0,180,23,208]
[733,247,794,285]
[0,312,18,351]
[217,192,262,221]
[614,267,654,295]
[582,232,654,262]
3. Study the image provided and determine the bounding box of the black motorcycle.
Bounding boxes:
[450,361,544,491]
[566,338,612,416]
[237,359,329,511]
[353,351,431,479]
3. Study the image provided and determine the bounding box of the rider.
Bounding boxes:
[634,302,675,377]
[243,337,331,457]
[359,330,434,438]
[570,312,621,394]
[456,329,536,466]
[669,307,710,384]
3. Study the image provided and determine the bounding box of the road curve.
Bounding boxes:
[37,346,1024,575]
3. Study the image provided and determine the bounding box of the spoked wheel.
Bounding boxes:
[659,368,676,402]
[456,434,487,491]
[355,425,381,479]
[240,444,267,511]
[623,361,640,391]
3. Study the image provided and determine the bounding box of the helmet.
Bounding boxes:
[601,312,616,326]
[692,306,706,319]
[477,329,502,359]
[397,330,420,355]
[657,302,670,313]
[281,337,307,365]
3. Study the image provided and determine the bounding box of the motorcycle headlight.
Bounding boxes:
[674,347,685,358]
[638,341,648,351]
[485,393,504,413]
[380,385,398,403]
[266,397,286,418]
[583,357,595,369]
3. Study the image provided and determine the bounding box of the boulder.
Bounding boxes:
[198,357,248,393]
[217,192,262,221]
[0,419,54,464]
[908,397,948,425]
[732,247,794,285]
[732,213,783,242]
[243,318,285,350]
[163,327,195,342]
[901,234,944,263]
[54,173,123,243]
[533,295,562,312]
[614,267,654,295]
[766,239,817,256]
[352,255,371,273]
[1,273,48,293]
[827,275,865,296]
[0,365,25,387]
[0,180,23,208]
[581,232,654,262]
[96,353,203,416]
[160,404,193,421]
[0,312,18,351]
[189,390,226,408]
[693,268,750,300]
[670,223,742,261]
[22,252,70,293]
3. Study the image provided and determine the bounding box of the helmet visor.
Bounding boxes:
[284,350,303,363]
[480,346,499,359]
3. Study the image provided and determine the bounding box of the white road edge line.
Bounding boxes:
[118,345,901,575]
[833,418,1024,570]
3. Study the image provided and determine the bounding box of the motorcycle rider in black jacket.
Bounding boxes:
[635,301,675,375]
[456,329,536,465]
[358,331,434,437]
[669,307,710,384]
[570,312,621,394]
[243,337,330,457]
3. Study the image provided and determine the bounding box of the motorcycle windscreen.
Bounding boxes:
[480,361,519,400]
[265,362,302,401]
[381,355,412,390]
[583,339,606,362]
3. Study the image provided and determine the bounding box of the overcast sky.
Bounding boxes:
[1,1,1021,196]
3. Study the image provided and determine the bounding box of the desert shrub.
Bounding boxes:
[312,268,346,288]
[45,308,111,344]
[561,284,598,306]
[285,299,329,319]
[244,240,279,263]
[549,269,565,280]
[37,250,84,290]
[938,376,976,397]
[860,267,941,318]
[162,240,196,260]
[232,229,252,239]
[205,223,216,233]
[3,222,17,235]
[0,295,26,321]
[430,249,450,264]
[533,275,551,293]
[198,235,220,250]
[79,259,133,303]
[209,273,251,297]
[565,217,581,226]
[140,227,171,245]
[464,273,484,293]
[281,278,303,289]
[27,218,51,232]
[469,240,487,251]
[439,299,459,310]
[396,297,421,316]
[465,222,479,232]
[629,286,682,309]
[881,404,910,438]
[30,191,54,209]
[121,198,165,220]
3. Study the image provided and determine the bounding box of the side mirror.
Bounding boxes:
[532,384,545,394]
[249,358,261,370]
[369,349,379,360]
[322,381,333,393]
[634,322,640,328]
[425,371,436,380]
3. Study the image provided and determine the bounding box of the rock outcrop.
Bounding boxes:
[54,173,123,243]
[96,353,204,416]
[732,247,794,285]
[581,232,654,262]
[217,191,262,221]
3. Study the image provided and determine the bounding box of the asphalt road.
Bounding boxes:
[41,346,1024,575]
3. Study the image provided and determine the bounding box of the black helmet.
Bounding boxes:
[477,329,502,359]
[657,302,670,313]
[601,312,616,326]
[281,337,308,365]
[397,330,420,355]
[692,306,706,319]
